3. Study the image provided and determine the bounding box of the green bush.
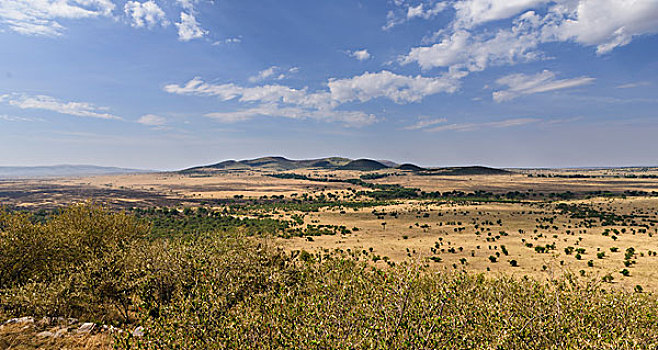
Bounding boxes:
[120,257,658,349]
[2,205,658,349]
[0,204,148,322]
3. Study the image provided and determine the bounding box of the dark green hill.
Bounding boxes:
[397,163,427,172]
[181,156,352,172]
[180,157,510,175]
[426,166,512,175]
[339,159,390,171]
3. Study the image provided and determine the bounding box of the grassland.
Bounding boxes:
[1,166,658,348]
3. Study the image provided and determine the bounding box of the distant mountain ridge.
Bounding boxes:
[0,165,151,179]
[183,157,354,171]
[182,156,511,174]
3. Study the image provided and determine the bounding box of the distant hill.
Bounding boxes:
[397,163,427,171]
[183,156,354,172]
[0,165,151,179]
[424,166,512,175]
[339,159,390,171]
[181,157,511,174]
[377,160,399,168]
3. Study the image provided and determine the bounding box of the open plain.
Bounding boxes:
[3,164,658,292]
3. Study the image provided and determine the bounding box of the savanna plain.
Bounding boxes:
[2,158,658,349]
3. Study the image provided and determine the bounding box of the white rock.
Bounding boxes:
[3,317,34,325]
[77,322,95,333]
[132,326,145,337]
[54,328,68,338]
[36,331,54,337]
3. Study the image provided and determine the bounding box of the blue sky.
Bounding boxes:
[1,0,657,170]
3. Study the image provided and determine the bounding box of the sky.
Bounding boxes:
[0,0,657,170]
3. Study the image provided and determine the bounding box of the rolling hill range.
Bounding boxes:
[0,165,151,179]
[181,156,512,175]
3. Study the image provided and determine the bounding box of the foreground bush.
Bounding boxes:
[121,257,658,349]
[0,204,149,322]
[2,205,658,349]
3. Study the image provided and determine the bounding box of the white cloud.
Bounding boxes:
[492,70,595,102]
[349,49,372,61]
[554,0,658,54]
[407,2,448,20]
[453,0,550,28]
[383,10,404,30]
[402,21,543,72]
[137,114,167,126]
[616,81,651,89]
[0,114,39,122]
[0,0,115,36]
[1,93,122,120]
[124,0,168,29]
[205,104,377,126]
[165,70,458,126]
[166,70,458,106]
[175,12,206,41]
[212,37,242,45]
[427,117,539,132]
[328,70,458,104]
[384,1,448,30]
[176,0,198,11]
[402,0,658,75]
[249,66,281,83]
[403,117,448,130]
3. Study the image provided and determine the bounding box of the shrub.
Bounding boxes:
[3,205,658,349]
[0,204,148,322]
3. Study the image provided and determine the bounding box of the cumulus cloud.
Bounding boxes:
[349,49,372,61]
[554,0,658,54]
[137,114,167,126]
[453,0,550,28]
[164,70,458,125]
[124,0,168,29]
[402,0,658,75]
[1,93,122,120]
[175,12,206,41]
[328,70,458,104]
[492,70,595,102]
[427,117,539,132]
[402,13,545,72]
[0,0,114,36]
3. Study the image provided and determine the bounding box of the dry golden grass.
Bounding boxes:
[2,168,657,292]
[275,196,658,292]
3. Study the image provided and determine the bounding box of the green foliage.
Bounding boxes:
[2,205,658,349]
[131,207,290,238]
[0,203,148,322]
[121,258,658,349]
